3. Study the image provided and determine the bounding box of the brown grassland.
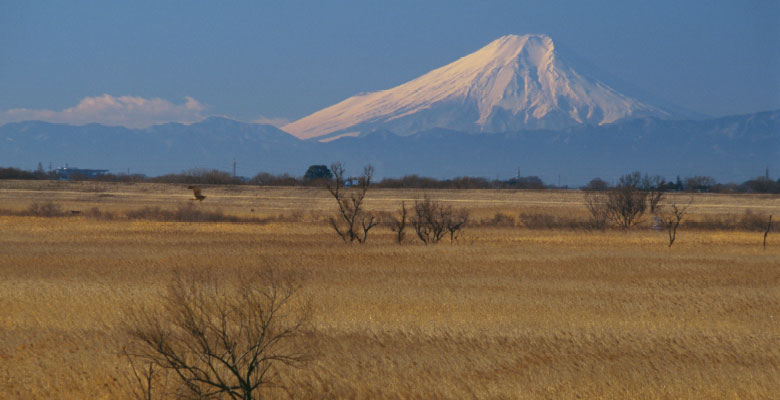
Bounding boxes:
[0,180,779,399]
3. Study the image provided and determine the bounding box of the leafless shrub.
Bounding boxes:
[326,162,377,243]
[583,192,608,230]
[647,190,664,214]
[410,197,468,244]
[606,172,649,229]
[120,346,173,400]
[411,197,447,244]
[655,196,693,247]
[122,268,313,400]
[390,202,408,244]
[27,201,65,217]
[446,209,469,242]
[641,174,666,214]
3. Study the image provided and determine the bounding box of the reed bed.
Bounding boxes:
[0,181,778,398]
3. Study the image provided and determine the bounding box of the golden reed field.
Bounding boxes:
[1,180,779,399]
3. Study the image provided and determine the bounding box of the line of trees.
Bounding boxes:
[584,174,780,194]
[2,164,780,193]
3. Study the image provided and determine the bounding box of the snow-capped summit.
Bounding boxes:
[283,34,670,140]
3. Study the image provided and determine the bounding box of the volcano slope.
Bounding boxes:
[283,33,669,140]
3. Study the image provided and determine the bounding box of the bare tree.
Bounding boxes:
[655,196,693,247]
[765,215,773,250]
[411,196,468,244]
[390,202,408,244]
[641,174,666,214]
[411,197,446,244]
[445,209,469,242]
[123,268,312,400]
[606,172,649,229]
[121,346,173,400]
[326,163,378,243]
[583,192,609,230]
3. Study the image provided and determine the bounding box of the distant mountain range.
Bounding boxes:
[1,110,777,185]
[1,34,777,185]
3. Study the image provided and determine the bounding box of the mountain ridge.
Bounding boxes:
[283,34,671,140]
[1,109,776,184]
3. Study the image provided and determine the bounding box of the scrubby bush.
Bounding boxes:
[605,172,649,229]
[583,193,609,230]
[389,202,409,244]
[410,197,468,244]
[122,267,313,400]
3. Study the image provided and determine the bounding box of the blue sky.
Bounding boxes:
[1,0,778,127]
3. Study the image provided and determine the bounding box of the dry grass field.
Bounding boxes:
[1,180,779,399]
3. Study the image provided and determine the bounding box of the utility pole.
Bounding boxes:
[232,158,237,178]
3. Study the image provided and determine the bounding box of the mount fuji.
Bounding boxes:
[283,34,671,140]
